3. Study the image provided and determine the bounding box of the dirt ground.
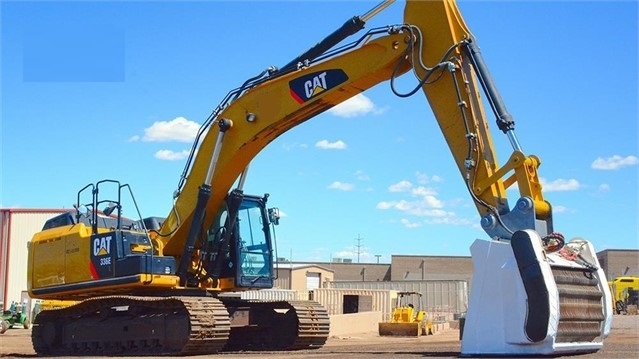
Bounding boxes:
[1,316,637,358]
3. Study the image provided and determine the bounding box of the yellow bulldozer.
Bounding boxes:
[379,291,433,337]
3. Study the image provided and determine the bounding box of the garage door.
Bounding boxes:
[306,272,320,290]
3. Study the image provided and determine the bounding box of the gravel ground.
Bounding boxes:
[1,316,637,358]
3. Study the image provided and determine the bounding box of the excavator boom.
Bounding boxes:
[160,30,412,255]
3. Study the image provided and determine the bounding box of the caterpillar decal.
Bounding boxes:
[90,235,114,279]
[289,69,348,104]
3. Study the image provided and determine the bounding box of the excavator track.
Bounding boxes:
[31,295,230,356]
[223,299,330,351]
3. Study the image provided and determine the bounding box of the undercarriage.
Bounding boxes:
[31,295,330,356]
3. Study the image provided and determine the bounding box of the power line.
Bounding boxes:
[355,234,364,263]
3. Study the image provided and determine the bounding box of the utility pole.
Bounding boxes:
[355,234,364,263]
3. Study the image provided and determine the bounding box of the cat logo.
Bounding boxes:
[304,72,328,98]
[289,69,349,104]
[93,236,112,256]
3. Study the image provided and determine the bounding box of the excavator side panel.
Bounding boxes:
[29,224,178,300]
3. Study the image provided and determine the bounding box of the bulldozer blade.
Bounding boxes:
[378,322,421,337]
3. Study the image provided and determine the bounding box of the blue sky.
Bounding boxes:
[1,0,637,263]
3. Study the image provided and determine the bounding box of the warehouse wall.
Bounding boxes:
[329,280,468,316]
[290,265,334,290]
[312,288,397,319]
[274,267,291,289]
[0,209,67,310]
[274,264,334,290]
[597,249,639,279]
[323,262,391,281]
[390,255,473,282]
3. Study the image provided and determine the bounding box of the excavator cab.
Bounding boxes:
[203,193,276,289]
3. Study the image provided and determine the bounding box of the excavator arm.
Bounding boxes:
[404,1,551,240]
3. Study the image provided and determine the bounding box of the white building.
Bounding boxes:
[0,208,67,310]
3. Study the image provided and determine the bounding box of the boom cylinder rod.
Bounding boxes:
[361,0,395,22]
[279,0,393,73]
[237,164,250,191]
[506,131,522,153]
[463,40,522,152]
[205,119,233,185]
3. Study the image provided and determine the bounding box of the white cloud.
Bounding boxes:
[541,178,580,192]
[378,173,473,229]
[382,205,471,226]
[327,94,379,118]
[553,205,567,213]
[154,149,190,161]
[400,218,422,228]
[328,181,354,191]
[331,249,382,264]
[388,180,412,192]
[591,155,638,170]
[598,183,610,192]
[425,214,474,226]
[411,186,437,197]
[380,174,445,215]
[416,171,442,184]
[394,200,411,211]
[375,197,444,216]
[139,117,200,142]
[315,139,347,150]
[376,201,394,210]
[355,170,370,181]
[332,250,377,263]
[283,142,308,151]
[423,209,448,217]
[421,195,444,209]
[416,172,429,184]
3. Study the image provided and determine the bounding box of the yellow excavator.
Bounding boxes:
[27,0,612,356]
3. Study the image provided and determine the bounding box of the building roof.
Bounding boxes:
[391,254,472,259]
[275,263,334,273]
[0,208,69,214]
[597,249,639,254]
